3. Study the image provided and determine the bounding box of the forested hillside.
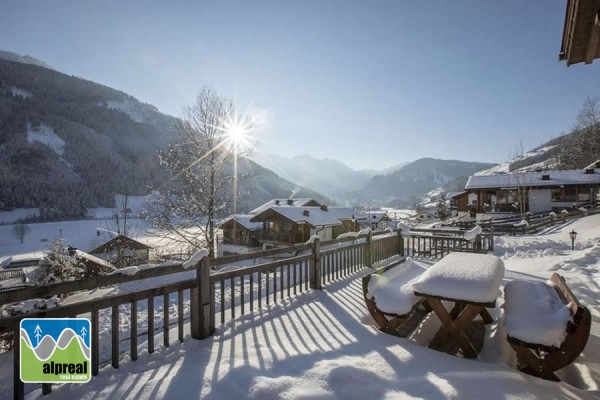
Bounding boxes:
[0,58,178,217]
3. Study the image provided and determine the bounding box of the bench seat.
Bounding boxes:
[502,273,591,381]
[363,257,431,337]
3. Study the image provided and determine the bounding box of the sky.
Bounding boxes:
[1,213,599,398]
[1,1,599,170]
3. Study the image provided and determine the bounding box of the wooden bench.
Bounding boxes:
[503,273,591,381]
[362,258,431,338]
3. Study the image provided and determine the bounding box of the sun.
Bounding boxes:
[222,111,254,153]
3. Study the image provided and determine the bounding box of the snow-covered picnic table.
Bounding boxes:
[412,252,505,358]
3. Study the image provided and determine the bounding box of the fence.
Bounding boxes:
[0,228,488,399]
[0,231,401,399]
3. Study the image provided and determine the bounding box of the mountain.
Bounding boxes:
[251,153,399,202]
[0,50,54,70]
[0,53,329,218]
[357,158,496,207]
[0,56,180,216]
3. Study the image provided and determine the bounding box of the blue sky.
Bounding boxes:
[2,1,599,170]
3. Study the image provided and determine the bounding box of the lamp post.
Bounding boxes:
[569,229,577,250]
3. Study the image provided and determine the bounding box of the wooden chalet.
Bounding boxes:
[361,211,391,231]
[219,215,262,247]
[250,205,361,246]
[90,235,152,266]
[559,0,600,65]
[463,167,600,217]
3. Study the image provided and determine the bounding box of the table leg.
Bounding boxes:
[427,298,481,358]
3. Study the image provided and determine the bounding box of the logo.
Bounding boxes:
[20,318,91,383]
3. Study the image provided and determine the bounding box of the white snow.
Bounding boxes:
[182,248,209,269]
[306,235,321,244]
[463,225,482,241]
[2,214,600,399]
[412,252,505,303]
[101,100,146,123]
[109,266,139,276]
[10,86,32,98]
[502,279,572,347]
[366,257,428,315]
[26,122,65,156]
[514,219,529,227]
[358,227,372,235]
[335,231,359,240]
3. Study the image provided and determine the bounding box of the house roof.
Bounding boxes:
[90,235,152,254]
[364,211,390,223]
[220,215,263,231]
[249,198,321,215]
[465,169,600,190]
[73,250,115,269]
[559,0,600,66]
[250,206,343,228]
[446,191,467,199]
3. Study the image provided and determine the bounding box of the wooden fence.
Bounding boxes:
[0,231,401,399]
[0,228,486,399]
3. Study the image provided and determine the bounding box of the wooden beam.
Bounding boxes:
[584,11,600,64]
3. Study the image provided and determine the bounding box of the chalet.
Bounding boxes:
[361,211,391,231]
[90,235,152,266]
[249,205,361,246]
[447,191,468,216]
[462,168,600,218]
[414,211,437,221]
[219,215,262,247]
[559,0,600,66]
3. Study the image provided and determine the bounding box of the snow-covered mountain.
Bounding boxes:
[250,153,380,202]
[0,52,329,217]
[357,158,495,208]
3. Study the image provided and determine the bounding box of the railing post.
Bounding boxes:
[475,234,482,252]
[191,256,214,339]
[310,237,322,290]
[14,325,24,400]
[365,231,373,267]
[397,230,404,256]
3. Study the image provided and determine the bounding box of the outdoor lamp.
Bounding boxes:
[569,229,577,250]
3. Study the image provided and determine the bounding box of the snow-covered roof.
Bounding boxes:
[445,191,466,199]
[0,251,46,268]
[249,198,321,215]
[250,206,343,228]
[326,207,365,220]
[73,250,114,269]
[220,215,263,231]
[465,168,600,190]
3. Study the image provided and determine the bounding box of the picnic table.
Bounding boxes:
[412,252,505,358]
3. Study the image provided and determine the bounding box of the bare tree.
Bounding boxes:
[145,88,251,257]
[13,221,30,244]
[559,97,600,169]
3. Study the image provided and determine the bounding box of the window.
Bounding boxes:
[564,187,577,202]
[551,188,562,202]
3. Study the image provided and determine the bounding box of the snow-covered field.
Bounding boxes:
[1,214,597,399]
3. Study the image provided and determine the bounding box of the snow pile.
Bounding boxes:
[306,235,321,244]
[26,122,65,156]
[182,249,209,269]
[502,279,572,347]
[463,225,482,241]
[396,223,411,235]
[336,231,359,240]
[412,252,505,303]
[366,257,428,315]
[1,296,60,317]
[358,227,372,236]
[513,219,529,227]
[110,266,139,276]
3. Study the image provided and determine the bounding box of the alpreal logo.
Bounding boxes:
[20,318,91,383]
